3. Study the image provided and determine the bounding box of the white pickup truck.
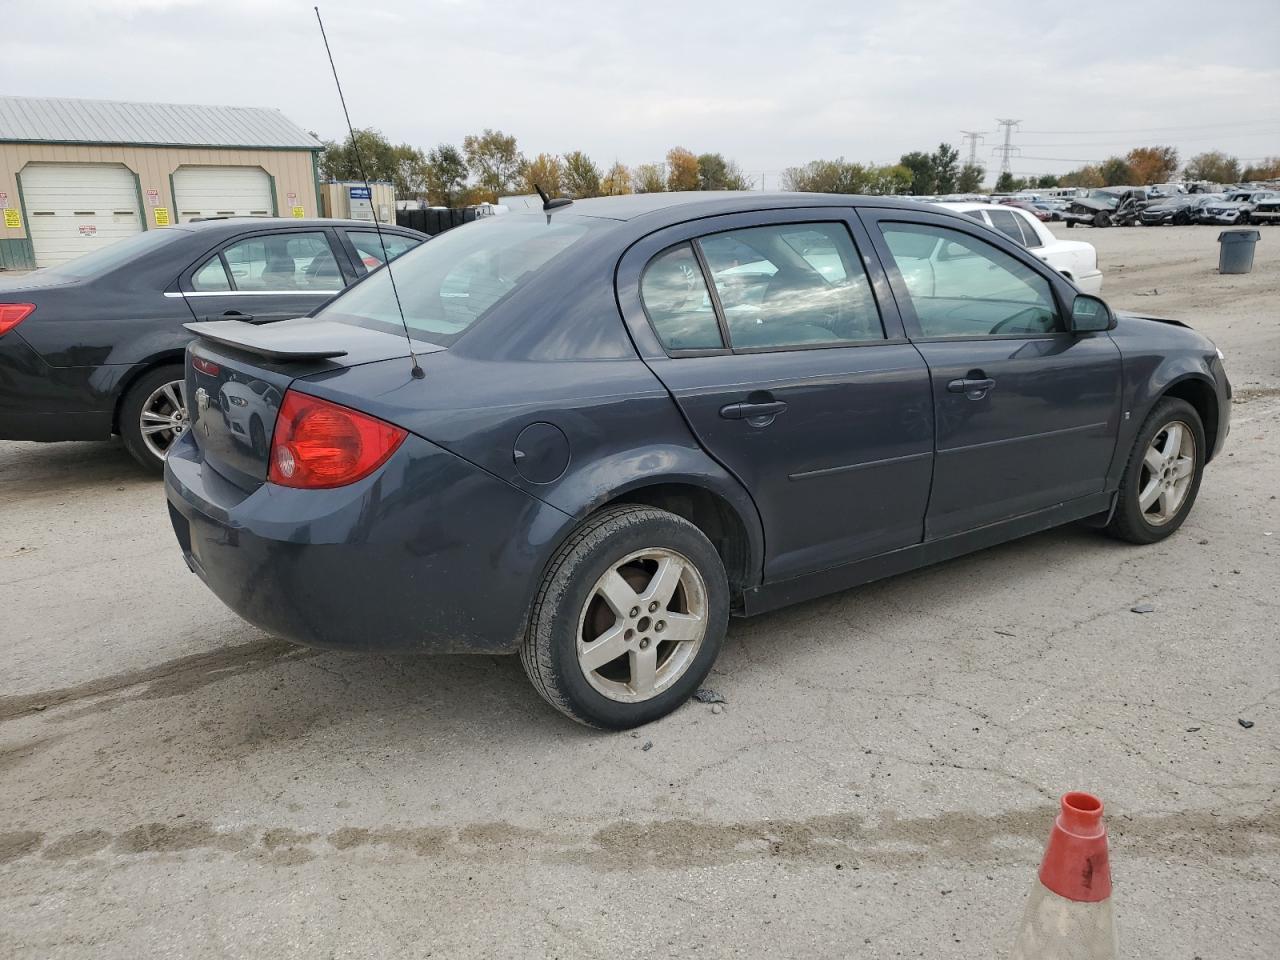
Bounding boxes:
[933,202,1103,294]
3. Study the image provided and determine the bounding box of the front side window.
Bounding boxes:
[640,243,723,351]
[697,222,883,349]
[880,222,1062,338]
[348,231,423,273]
[219,231,341,292]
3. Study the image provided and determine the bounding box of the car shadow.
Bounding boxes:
[0,438,151,489]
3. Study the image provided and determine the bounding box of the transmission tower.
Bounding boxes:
[993,119,1021,177]
[959,130,986,167]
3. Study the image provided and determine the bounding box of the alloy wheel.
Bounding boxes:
[576,547,708,703]
[139,379,189,460]
[1138,420,1196,526]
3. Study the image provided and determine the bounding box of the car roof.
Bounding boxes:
[550,191,929,223]
[179,217,421,233]
[930,201,1027,214]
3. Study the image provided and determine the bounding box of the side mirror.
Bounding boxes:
[1070,294,1113,333]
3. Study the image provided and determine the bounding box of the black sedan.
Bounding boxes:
[165,192,1231,729]
[0,218,424,470]
[1140,194,1214,226]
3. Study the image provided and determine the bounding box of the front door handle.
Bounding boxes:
[947,377,996,399]
[720,399,788,421]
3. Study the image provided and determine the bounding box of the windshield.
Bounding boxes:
[318,215,599,346]
[35,228,188,280]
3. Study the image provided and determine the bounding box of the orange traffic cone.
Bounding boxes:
[1011,791,1117,960]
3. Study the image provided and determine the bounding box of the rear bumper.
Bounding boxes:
[164,429,573,655]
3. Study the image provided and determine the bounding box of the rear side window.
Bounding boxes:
[219,232,342,292]
[348,231,422,274]
[191,255,231,291]
[987,208,1026,245]
[698,223,883,349]
[1013,212,1043,248]
[640,244,723,351]
[963,210,987,222]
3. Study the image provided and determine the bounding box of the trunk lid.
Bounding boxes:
[184,317,440,490]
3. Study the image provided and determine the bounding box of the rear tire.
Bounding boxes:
[520,505,730,729]
[119,364,188,474]
[1105,398,1205,544]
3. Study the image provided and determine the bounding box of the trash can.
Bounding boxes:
[1218,229,1261,274]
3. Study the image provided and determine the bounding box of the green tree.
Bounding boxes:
[424,144,467,207]
[931,143,961,194]
[1183,150,1241,183]
[390,145,430,200]
[994,171,1030,193]
[722,161,755,190]
[562,151,602,198]
[319,128,399,183]
[696,153,729,190]
[781,159,910,195]
[1098,155,1134,186]
[1033,174,1060,189]
[520,153,564,197]
[666,147,700,191]
[633,162,666,193]
[957,162,985,193]
[1059,165,1104,188]
[899,151,936,194]
[463,129,524,201]
[600,162,633,195]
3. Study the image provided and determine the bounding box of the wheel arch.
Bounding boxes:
[1160,374,1220,462]
[601,480,760,600]
[110,352,186,434]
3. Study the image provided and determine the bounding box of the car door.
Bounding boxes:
[617,210,934,583]
[180,227,351,324]
[338,228,425,276]
[860,207,1122,539]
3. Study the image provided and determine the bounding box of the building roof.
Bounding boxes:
[0,96,322,150]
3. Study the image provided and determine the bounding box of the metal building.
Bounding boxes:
[0,96,323,270]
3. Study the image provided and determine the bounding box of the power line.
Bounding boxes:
[1021,119,1271,135]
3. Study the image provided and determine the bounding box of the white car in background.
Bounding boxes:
[933,202,1103,293]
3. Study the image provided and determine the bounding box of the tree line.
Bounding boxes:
[995,147,1280,193]
[319,129,753,205]
[320,128,1280,205]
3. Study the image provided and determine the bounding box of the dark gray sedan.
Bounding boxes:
[164,192,1231,729]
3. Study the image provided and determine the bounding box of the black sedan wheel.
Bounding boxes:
[521,505,729,729]
[120,364,188,473]
[1106,398,1205,544]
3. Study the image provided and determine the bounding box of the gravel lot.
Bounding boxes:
[2,224,1277,959]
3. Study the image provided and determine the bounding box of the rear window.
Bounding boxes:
[317,215,598,346]
[35,228,188,280]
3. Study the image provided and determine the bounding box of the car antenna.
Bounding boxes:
[534,182,573,212]
[314,6,424,380]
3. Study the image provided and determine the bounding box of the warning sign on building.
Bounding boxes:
[79,224,97,237]
[146,188,161,207]
[291,205,306,218]
[3,208,20,229]
[154,208,171,227]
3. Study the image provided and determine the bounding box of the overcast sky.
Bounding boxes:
[9,0,1280,184]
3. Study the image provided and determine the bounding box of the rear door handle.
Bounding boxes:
[220,310,256,323]
[720,400,788,421]
[947,377,996,399]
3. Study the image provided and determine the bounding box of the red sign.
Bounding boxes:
[146,188,160,206]
[79,224,97,237]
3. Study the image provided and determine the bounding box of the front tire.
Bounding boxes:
[1105,398,1205,544]
[520,505,730,729]
[119,364,188,474]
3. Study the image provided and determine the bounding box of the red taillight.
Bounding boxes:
[0,303,35,337]
[268,390,407,489]
[192,356,220,376]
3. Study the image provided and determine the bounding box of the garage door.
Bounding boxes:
[21,163,143,269]
[173,166,273,222]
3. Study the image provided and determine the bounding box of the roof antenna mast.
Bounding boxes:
[314,6,424,380]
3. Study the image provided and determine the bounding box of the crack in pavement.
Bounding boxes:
[2,807,1276,871]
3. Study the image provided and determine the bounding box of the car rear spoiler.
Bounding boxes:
[184,318,350,360]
